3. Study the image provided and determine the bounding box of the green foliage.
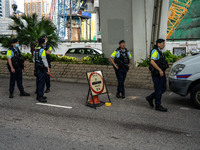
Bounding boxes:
[163,50,182,63]
[7,14,58,53]
[21,53,33,63]
[0,55,8,60]
[0,36,13,48]
[137,50,185,67]
[83,54,110,65]
[137,58,150,67]
[0,53,110,65]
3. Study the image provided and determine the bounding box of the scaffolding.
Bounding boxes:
[167,0,192,39]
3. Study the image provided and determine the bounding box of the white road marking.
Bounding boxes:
[180,107,190,111]
[169,92,173,96]
[36,103,72,109]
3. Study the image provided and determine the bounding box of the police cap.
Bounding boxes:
[119,40,125,45]
[156,39,165,44]
[38,38,45,44]
[11,38,18,44]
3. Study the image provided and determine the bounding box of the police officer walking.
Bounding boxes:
[146,39,169,112]
[42,35,53,93]
[34,38,50,103]
[7,39,30,98]
[109,40,132,98]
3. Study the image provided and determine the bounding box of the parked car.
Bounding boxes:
[0,51,7,56]
[169,53,200,109]
[65,47,102,59]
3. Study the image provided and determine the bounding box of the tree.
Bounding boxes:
[8,13,58,54]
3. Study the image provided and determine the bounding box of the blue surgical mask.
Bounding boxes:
[15,44,19,48]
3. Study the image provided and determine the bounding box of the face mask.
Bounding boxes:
[15,44,19,48]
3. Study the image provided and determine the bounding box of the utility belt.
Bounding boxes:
[149,61,169,76]
[7,57,24,72]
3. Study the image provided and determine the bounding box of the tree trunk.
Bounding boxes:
[30,43,36,56]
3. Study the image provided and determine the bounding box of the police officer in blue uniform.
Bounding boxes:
[146,39,169,112]
[34,38,50,103]
[7,39,30,98]
[42,35,53,93]
[110,40,132,98]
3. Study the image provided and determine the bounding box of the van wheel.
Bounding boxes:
[191,84,200,109]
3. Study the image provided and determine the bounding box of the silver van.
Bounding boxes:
[169,53,200,109]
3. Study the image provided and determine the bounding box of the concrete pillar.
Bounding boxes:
[99,0,133,58]
[132,0,150,63]
[159,0,169,40]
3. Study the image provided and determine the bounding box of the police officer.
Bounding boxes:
[42,35,53,93]
[109,40,132,98]
[146,39,169,112]
[34,38,50,103]
[7,39,30,98]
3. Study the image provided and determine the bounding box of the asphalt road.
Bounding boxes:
[0,77,199,150]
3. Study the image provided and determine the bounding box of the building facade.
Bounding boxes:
[24,0,50,19]
[100,0,169,63]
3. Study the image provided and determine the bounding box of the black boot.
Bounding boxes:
[116,92,121,98]
[155,105,168,112]
[36,96,47,100]
[121,93,125,99]
[146,96,154,108]
[9,92,13,98]
[45,88,50,93]
[20,91,30,96]
[37,96,47,103]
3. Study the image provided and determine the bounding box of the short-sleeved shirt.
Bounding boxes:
[111,49,132,59]
[44,44,53,53]
[7,47,18,58]
[34,47,46,60]
[151,48,162,60]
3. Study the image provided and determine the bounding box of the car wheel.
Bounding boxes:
[190,84,200,109]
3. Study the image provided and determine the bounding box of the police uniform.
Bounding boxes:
[7,45,30,98]
[34,44,48,102]
[111,48,132,98]
[146,46,169,111]
[43,44,52,92]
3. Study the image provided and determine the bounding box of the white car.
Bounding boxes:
[65,47,102,59]
[169,53,200,109]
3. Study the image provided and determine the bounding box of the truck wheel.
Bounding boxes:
[191,84,200,109]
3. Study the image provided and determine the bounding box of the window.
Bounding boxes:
[173,47,186,56]
[67,49,76,54]
[77,49,86,54]
[86,49,96,55]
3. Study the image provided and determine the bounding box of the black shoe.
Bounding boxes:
[9,93,13,98]
[37,97,47,103]
[146,96,154,108]
[45,89,50,93]
[116,92,121,98]
[36,96,47,100]
[155,105,168,112]
[20,91,30,96]
[121,93,125,99]
[35,91,37,94]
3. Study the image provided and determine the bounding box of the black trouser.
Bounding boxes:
[36,69,46,97]
[45,74,50,89]
[115,68,128,94]
[149,74,167,106]
[9,67,24,93]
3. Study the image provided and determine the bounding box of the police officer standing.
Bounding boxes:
[34,38,50,103]
[146,39,169,112]
[7,39,30,98]
[109,40,132,99]
[42,35,53,93]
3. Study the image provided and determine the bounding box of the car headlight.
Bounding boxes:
[170,64,185,76]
